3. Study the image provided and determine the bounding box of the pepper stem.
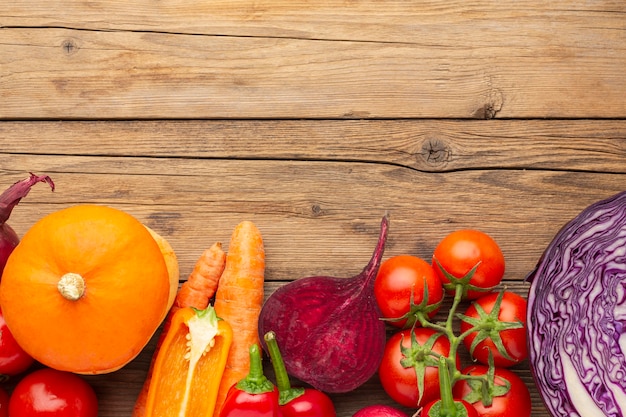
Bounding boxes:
[57,272,86,301]
[264,331,305,405]
[235,344,275,394]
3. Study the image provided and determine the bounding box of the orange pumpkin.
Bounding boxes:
[0,204,172,374]
[146,225,180,316]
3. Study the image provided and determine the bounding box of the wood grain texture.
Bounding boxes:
[2,1,625,119]
[2,120,625,172]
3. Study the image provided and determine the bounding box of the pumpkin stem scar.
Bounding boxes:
[57,272,86,301]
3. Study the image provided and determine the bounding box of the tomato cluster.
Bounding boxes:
[373,229,531,417]
[0,308,98,417]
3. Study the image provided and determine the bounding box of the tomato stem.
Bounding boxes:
[420,283,497,405]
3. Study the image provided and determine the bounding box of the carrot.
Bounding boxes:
[132,242,227,417]
[212,221,266,417]
[173,242,227,311]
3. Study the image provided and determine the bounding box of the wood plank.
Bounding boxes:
[4,0,624,44]
[2,120,625,173]
[2,153,624,281]
[2,1,624,119]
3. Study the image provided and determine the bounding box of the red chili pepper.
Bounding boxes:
[264,331,336,417]
[218,344,281,417]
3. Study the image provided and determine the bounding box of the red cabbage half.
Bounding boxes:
[527,190,626,416]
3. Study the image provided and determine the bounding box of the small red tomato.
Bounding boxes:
[375,255,444,328]
[421,398,479,417]
[0,306,34,379]
[379,328,458,408]
[461,291,528,367]
[453,365,531,417]
[432,229,505,300]
[9,368,98,417]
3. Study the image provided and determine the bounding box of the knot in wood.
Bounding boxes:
[420,137,451,167]
[61,39,79,56]
[311,204,323,217]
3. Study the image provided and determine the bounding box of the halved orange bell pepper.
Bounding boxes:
[145,305,232,417]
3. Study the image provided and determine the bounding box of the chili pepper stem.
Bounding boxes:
[235,344,275,394]
[264,331,305,405]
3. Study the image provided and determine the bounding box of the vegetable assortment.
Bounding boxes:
[8,172,621,416]
[527,190,626,416]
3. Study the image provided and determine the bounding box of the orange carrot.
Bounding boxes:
[133,242,227,417]
[212,221,266,417]
[174,242,227,311]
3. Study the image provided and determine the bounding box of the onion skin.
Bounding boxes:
[0,225,19,277]
[0,174,54,277]
[258,215,389,393]
[526,190,626,417]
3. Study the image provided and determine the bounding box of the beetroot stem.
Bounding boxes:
[361,214,390,286]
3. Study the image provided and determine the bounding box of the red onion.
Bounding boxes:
[0,173,54,276]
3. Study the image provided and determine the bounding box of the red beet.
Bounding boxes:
[352,405,409,417]
[0,173,54,277]
[258,215,389,393]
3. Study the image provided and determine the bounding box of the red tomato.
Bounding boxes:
[421,398,478,417]
[375,255,444,328]
[378,328,458,408]
[9,368,98,417]
[452,365,531,417]
[0,306,34,378]
[460,291,528,367]
[0,386,9,417]
[432,230,505,300]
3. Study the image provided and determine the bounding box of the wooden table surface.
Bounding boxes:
[2,1,625,416]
